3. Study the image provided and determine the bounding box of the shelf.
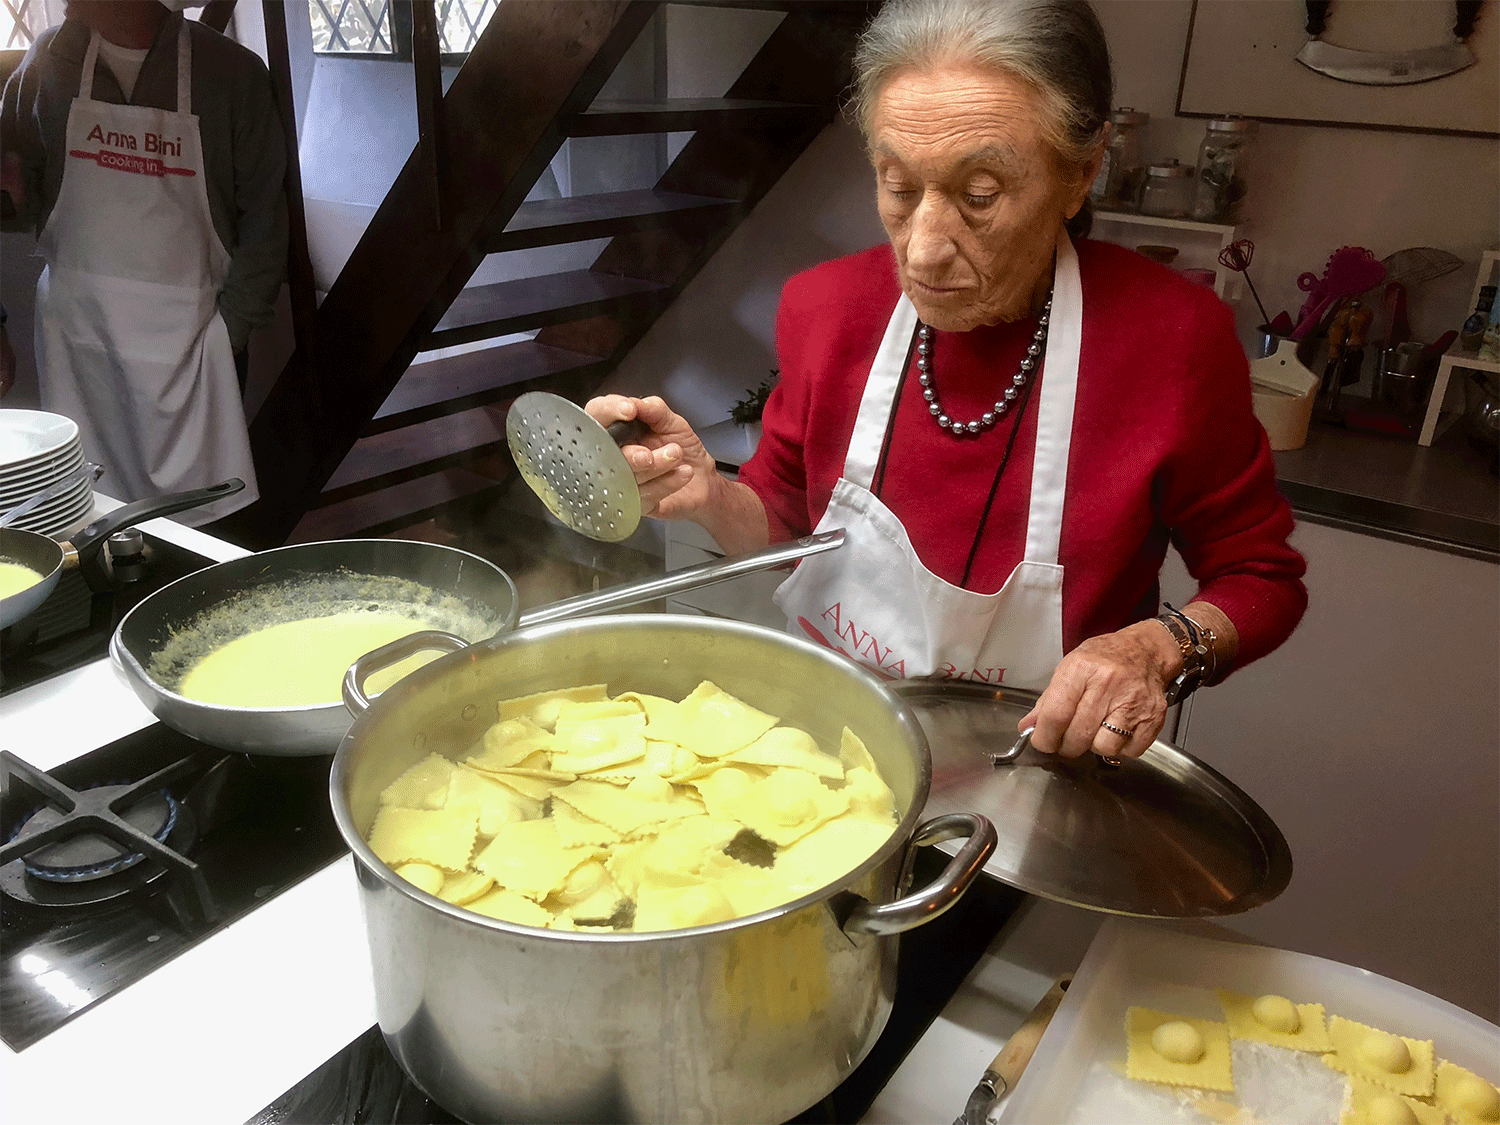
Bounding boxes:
[1440,345,1500,376]
[1092,209,1239,236]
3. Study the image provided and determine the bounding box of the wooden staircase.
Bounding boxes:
[214,0,878,551]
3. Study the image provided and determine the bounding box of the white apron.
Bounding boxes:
[774,231,1083,690]
[34,24,257,526]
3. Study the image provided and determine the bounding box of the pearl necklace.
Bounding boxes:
[917,292,1052,435]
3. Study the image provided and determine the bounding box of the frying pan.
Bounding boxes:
[0,479,245,631]
[110,529,844,756]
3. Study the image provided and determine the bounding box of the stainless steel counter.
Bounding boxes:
[1276,416,1499,562]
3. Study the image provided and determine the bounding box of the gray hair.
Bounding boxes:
[850,0,1113,234]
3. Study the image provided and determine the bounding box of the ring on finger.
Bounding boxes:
[1099,720,1132,738]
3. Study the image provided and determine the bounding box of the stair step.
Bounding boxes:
[291,466,505,542]
[367,341,610,435]
[425,270,669,351]
[569,98,815,136]
[321,405,508,505]
[484,189,738,253]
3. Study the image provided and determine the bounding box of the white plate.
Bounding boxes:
[0,410,80,470]
[0,442,83,493]
[999,918,1499,1124]
[7,479,93,534]
[18,495,94,538]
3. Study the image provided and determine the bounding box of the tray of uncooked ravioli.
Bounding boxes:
[998,918,1499,1125]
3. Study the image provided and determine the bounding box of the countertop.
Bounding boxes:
[1277,412,1499,562]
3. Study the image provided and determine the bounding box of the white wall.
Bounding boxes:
[606,0,1500,424]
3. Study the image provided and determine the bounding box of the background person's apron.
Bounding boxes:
[34,24,257,526]
[774,232,1083,690]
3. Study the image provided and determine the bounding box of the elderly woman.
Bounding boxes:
[588,0,1306,760]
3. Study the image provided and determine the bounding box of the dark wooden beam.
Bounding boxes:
[410,0,447,230]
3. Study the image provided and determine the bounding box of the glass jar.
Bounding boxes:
[1190,116,1258,222]
[1089,108,1149,211]
[1139,160,1194,218]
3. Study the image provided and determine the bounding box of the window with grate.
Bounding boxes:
[2,0,65,52]
[311,0,499,60]
[310,0,395,55]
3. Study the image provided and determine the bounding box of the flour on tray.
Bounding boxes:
[1071,1038,1346,1124]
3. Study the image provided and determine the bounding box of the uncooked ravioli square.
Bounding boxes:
[1339,1075,1445,1125]
[1125,1007,1234,1093]
[1324,1016,1434,1098]
[1216,989,1332,1052]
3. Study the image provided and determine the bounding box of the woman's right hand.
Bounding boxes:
[584,395,722,521]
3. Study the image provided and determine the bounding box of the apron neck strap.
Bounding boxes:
[1021,229,1083,566]
[176,20,191,114]
[77,22,191,112]
[843,294,919,491]
[79,32,100,101]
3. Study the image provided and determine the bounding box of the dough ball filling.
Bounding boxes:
[1361,1031,1413,1074]
[1250,993,1300,1033]
[1454,1074,1500,1120]
[1366,1093,1419,1125]
[1150,1020,1205,1064]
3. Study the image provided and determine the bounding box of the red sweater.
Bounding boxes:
[739,240,1307,672]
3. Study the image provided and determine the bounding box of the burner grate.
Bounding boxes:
[1,752,216,918]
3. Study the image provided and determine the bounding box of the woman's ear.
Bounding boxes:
[1066,124,1109,220]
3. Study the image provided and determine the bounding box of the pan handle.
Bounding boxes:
[841,812,997,937]
[516,529,845,628]
[65,479,245,561]
[342,630,471,717]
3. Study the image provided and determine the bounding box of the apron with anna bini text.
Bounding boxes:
[773,230,1083,691]
[34,24,257,525]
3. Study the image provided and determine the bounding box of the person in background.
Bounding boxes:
[589,0,1307,760]
[0,0,286,523]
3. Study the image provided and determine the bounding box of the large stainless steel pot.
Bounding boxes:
[331,614,997,1124]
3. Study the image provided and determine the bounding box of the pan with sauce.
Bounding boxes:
[0,560,44,600]
[153,569,504,710]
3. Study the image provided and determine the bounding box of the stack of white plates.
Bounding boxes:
[0,410,94,537]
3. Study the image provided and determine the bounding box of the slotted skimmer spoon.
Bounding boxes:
[506,392,650,543]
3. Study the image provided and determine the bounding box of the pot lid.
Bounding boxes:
[895,681,1291,919]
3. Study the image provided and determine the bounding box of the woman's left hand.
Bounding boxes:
[1019,621,1182,759]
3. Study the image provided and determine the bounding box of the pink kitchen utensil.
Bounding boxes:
[1292,246,1386,339]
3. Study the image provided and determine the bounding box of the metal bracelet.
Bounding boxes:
[1176,607,1219,682]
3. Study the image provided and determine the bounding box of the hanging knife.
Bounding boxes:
[953,975,1073,1125]
[1295,0,1481,86]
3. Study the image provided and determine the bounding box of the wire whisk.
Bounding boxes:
[1218,239,1272,327]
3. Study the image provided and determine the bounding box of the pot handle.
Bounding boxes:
[342,630,471,717]
[842,812,997,938]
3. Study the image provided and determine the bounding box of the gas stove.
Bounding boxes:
[0,727,347,1052]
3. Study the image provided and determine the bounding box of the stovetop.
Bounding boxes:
[0,724,348,1052]
[248,850,1026,1125]
[0,531,213,697]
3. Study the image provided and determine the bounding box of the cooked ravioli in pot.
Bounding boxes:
[368,680,900,932]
